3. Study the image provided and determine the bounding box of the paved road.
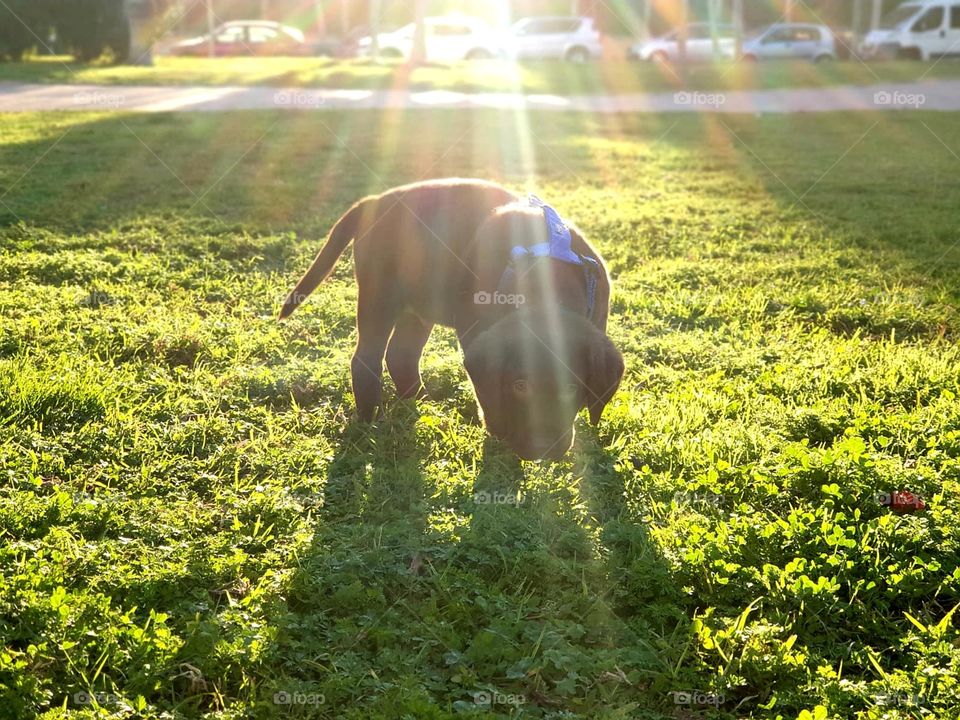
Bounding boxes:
[1,80,958,113]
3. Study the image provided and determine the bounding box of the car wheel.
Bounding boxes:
[466,48,493,61]
[378,47,403,59]
[813,53,833,63]
[741,53,758,63]
[566,47,589,63]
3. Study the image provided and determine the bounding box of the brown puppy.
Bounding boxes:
[279,178,623,460]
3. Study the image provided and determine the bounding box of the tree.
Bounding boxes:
[852,0,864,37]
[339,0,349,36]
[870,0,883,31]
[0,0,46,61]
[369,0,380,56]
[639,0,651,40]
[0,0,134,64]
[784,0,796,21]
[54,0,130,62]
[677,0,688,63]
[410,0,427,64]
[314,0,325,37]
[124,0,189,66]
[206,0,215,58]
[732,0,744,58]
[707,0,722,60]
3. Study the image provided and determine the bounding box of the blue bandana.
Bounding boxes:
[497,195,600,319]
[509,195,582,266]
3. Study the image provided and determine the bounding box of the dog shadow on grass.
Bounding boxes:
[317,400,431,533]
[263,404,689,715]
[459,424,687,702]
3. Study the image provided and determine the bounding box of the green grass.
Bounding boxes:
[2,55,960,94]
[1,107,959,719]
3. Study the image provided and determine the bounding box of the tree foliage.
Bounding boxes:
[0,0,45,61]
[0,0,130,63]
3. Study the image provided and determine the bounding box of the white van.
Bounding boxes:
[862,0,960,60]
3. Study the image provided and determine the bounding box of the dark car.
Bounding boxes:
[166,21,309,57]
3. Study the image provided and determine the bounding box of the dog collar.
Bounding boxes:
[496,195,600,319]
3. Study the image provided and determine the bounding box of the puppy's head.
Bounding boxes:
[464,309,624,461]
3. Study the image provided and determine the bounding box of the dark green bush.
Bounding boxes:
[0,0,46,61]
[52,0,130,62]
[0,0,130,63]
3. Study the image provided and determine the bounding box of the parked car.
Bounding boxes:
[505,16,602,62]
[357,15,499,61]
[627,23,737,62]
[166,21,309,57]
[862,0,960,60]
[628,23,737,63]
[741,24,837,62]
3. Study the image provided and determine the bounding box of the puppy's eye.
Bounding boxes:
[513,380,530,397]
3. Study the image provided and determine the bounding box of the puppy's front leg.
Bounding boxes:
[386,312,434,400]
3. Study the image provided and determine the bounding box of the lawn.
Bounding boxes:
[2,56,960,94]
[0,107,959,719]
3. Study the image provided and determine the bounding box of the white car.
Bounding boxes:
[862,0,960,60]
[505,16,602,62]
[629,23,737,63]
[742,24,837,62]
[357,15,499,62]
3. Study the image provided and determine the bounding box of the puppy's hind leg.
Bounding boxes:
[352,294,396,422]
[387,313,434,400]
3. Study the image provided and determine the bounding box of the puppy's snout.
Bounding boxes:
[515,432,574,461]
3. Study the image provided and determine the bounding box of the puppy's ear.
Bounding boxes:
[582,331,624,425]
[463,331,505,431]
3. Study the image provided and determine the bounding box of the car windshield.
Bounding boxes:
[879,5,921,29]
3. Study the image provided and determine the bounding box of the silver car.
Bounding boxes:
[629,23,738,63]
[742,24,837,62]
[506,16,602,62]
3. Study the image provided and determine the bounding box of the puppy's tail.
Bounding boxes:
[279,200,365,320]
